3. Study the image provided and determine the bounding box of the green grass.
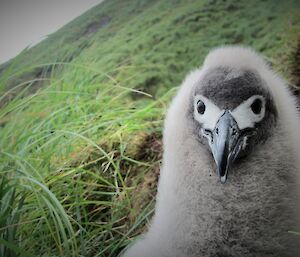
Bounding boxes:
[0,58,171,256]
[0,0,300,256]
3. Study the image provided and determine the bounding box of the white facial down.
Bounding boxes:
[193,95,224,131]
[230,95,266,130]
[194,94,266,131]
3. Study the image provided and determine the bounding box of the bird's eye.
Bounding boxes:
[250,98,262,114]
[197,100,206,114]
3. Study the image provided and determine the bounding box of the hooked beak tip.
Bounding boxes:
[216,156,229,184]
[220,175,227,184]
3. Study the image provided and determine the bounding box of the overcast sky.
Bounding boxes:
[0,0,104,64]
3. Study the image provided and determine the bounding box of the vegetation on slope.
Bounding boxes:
[0,0,300,256]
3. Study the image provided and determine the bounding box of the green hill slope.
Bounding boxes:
[1,0,300,256]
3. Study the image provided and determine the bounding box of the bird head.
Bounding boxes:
[190,53,278,183]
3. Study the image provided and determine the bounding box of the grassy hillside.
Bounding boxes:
[0,0,300,256]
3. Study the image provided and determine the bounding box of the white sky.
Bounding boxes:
[0,0,104,64]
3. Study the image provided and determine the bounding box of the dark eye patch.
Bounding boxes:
[197,100,206,114]
[251,98,262,114]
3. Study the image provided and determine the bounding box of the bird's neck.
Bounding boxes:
[150,130,299,256]
[152,128,299,253]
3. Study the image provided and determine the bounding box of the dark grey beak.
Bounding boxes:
[207,111,244,183]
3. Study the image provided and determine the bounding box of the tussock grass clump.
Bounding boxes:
[0,59,172,256]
